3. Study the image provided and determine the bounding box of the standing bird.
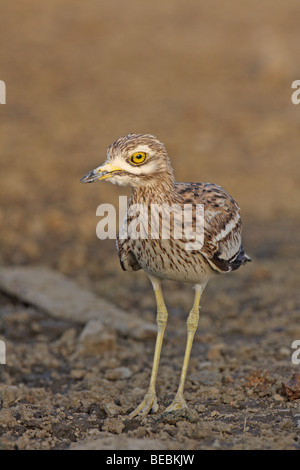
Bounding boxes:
[81,133,250,418]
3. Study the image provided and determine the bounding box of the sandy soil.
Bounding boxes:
[0,0,300,450]
[0,253,300,450]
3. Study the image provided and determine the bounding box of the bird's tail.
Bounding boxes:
[231,245,251,271]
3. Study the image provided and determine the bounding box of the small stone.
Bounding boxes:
[70,369,85,379]
[281,373,300,401]
[196,404,205,413]
[133,323,157,340]
[55,328,77,357]
[207,343,226,361]
[105,367,132,381]
[273,394,284,402]
[101,418,125,434]
[75,320,116,357]
[205,386,220,398]
[102,402,121,417]
[0,385,20,408]
[88,428,101,437]
[278,347,291,359]
[161,407,199,424]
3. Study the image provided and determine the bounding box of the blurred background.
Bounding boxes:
[0,0,299,301]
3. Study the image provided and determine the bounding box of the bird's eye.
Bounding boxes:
[130,152,147,165]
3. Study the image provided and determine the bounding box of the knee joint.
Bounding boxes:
[156,307,168,328]
[187,309,199,332]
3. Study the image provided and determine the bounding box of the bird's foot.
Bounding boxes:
[128,390,158,419]
[162,394,188,414]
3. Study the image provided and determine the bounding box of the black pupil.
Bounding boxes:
[136,154,142,159]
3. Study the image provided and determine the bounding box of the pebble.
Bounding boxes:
[101,418,125,434]
[75,319,116,357]
[70,369,85,380]
[105,367,132,381]
[207,343,226,361]
[273,394,284,402]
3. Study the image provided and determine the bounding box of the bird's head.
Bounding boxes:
[80,133,174,188]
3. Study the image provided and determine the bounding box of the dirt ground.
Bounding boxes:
[0,0,300,450]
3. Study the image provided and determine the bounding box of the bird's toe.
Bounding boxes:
[128,391,158,419]
[162,395,188,414]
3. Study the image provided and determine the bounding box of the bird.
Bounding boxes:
[80,133,251,418]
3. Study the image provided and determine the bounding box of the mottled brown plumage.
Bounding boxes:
[81,133,250,418]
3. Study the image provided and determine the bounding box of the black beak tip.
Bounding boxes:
[80,171,94,183]
[80,174,88,183]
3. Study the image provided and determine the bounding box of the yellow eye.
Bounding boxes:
[130,152,147,165]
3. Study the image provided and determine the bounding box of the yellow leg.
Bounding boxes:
[163,284,205,413]
[129,276,168,418]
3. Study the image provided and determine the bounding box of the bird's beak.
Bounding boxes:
[80,162,122,183]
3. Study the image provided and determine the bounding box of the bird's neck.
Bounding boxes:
[130,178,179,205]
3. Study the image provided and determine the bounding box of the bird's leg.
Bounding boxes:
[129,277,168,418]
[163,284,205,414]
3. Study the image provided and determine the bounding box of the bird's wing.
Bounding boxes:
[176,182,245,273]
[116,221,141,272]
